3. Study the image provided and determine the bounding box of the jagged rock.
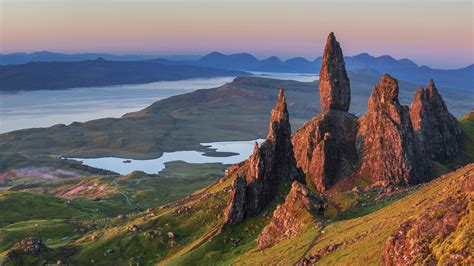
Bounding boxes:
[410,79,463,162]
[292,32,358,192]
[12,237,48,254]
[223,175,247,224]
[293,110,358,192]
[4,237,49,262]
[319,32,351,112]
[257,181,325,249]
[223,89,303,225]
[358,74,427,186]
[381,175,473,265]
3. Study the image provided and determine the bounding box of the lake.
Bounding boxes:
[69,139,265,175]
[0,72,317,133]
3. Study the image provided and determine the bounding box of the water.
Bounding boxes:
[69,139,265,175]
[0,72,317,133]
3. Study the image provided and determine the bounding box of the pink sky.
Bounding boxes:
[1,0,473,68]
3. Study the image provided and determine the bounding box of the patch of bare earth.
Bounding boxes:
[56,180,115,200]
[0,166,83,183]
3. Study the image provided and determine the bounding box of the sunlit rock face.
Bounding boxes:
[409,79,463,162]
[357,74,427,186]
[319,32,351,113]
[223,89,303,225]
[292,32,358,192]
[257,181,325,249]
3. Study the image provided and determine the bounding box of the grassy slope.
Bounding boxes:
[0,161,228,264]
[1,116,472,265]
[232,164,473,265]
[460,110,474,160]
[10,162,467,266]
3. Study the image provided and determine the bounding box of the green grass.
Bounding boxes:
[0,192,102,227]
[0,220,78,252]
[221,164,473,265]
[460,110,474,160]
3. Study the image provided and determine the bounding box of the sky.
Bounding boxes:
[1,0,473,68]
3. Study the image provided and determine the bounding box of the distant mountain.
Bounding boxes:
[192,52,260,69]
[344,53,474,91]
[154,52,473,91]
[0,51,202,65]
[0,58,247,91]
[2,51,472,91]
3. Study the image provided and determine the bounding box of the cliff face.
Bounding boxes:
[410,79,463,162]
[223,89,303,225]
[257,181,325,249]
[357,74,427,186]
[292,32,358,192]
[292,111,358,191]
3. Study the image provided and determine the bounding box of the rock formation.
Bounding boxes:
[4,237,49,263]
[223,89,303,225]
[358,74,427,186]
[257,181,325,249]
[409,79,463,162]
[319,32,351,113]
[381,174,473,265]
[292,112,359,192]
[292,32,358,192]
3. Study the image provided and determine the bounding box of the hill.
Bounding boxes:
[1,160,471,265]
[0,51,201,65]
[154,51,474,91]
[0,58,247,91]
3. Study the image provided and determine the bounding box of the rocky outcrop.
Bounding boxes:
[409,79,463,162]
[358,74,427,186]
[381,174,473,265]
[4,237,49,263]
[257,181,325,249]
[223,89,303,225]
[293,111,359,192]
[319,32,351,113]
[292,32,358,192]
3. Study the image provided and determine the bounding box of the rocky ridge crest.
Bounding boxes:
[223,89,303,225]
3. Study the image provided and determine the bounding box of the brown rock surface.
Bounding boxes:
[257,181,325,249]
[381,174,473,265]
[292,32,357,192]
[410,79,463,162]
[319,32,351,113]
[292,110,358,192]
[223,89,303,225]
[358,74,427,186]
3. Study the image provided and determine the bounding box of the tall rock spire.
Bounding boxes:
[319,32,351,113]
[409,79,463,162]
[292,32,358,192]
[223,89,303,225]
[267,88,290,140]
[358,74,427,186]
